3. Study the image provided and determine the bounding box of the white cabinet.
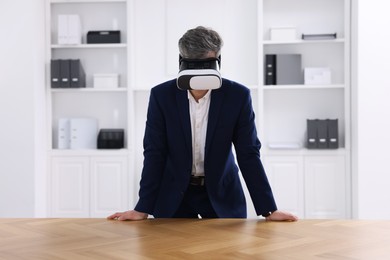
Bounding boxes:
[263,156,304,217]
[304,155,346,219]
[50,155,128,217]
[90,156,129,217]
[264,154,347,219]
[51,157,89,217]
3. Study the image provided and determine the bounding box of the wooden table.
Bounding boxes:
[1,218,390,259]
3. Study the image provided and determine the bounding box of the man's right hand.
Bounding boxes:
[107,210,148,221]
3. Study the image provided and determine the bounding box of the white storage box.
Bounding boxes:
[58,14,82,45]
[304,68,331,85]
[270,27,296,41]
[93,74,119,88]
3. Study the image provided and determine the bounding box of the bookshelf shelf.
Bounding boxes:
[262,38,345,45]
[51,43,127,49]
[262,84,345,90]
[51,88,127,93]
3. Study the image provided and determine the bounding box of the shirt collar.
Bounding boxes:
[187,90,211,102]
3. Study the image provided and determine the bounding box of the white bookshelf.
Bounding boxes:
[44,0,352,219]
[45,0,132,217]
[258,0,351,219]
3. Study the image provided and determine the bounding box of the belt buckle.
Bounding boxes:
[190,176,205,186]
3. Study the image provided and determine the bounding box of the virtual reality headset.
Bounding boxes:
[176,55,222,90]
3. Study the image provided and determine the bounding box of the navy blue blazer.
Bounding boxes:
[134,78,277,218]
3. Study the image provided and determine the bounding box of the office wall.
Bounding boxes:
[1,0,390,219]
[0,0,45,217]
[353,0,390,219]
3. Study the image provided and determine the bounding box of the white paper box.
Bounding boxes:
[304,68,332,85]
[93,74,119,88]
[270,27,296,41]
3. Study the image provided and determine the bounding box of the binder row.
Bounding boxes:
[51,59,86,88]
[307,119,338,149]
[265,54,303,85]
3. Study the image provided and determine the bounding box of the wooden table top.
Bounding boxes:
[1,218,390,259]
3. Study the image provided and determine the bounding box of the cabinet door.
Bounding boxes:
[90,156,128,217]
[304,155,346,219]
[263,156,304,218]
[51,157,89,217]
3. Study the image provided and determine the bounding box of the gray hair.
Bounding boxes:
[178,26,223,59]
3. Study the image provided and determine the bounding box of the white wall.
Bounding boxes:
[1,0,390,219]
[0,0,45,217]
[353,0,390,219]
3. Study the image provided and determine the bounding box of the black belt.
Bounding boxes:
[190,175,205,186]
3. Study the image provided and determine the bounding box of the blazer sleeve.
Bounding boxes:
[134,88,168,214]
[233,89,278,215]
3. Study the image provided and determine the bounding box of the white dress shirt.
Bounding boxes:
[188,90,211,177]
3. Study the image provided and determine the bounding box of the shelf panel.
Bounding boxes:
[51,88,127,93]
[50,0,126,3]
[262,147,348,156]
[262,84,345,90]
[262,38,345,45]
[51,44,127,49]
[50,149,129,156]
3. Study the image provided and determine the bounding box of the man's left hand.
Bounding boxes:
[265,210,298,221]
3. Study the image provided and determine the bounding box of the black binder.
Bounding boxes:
[327,119,339,149]
[265,54,276,85]
[51,59,61,88]
[307,119,318,149]
[317,119,328,149]
[307,118,339,149]
[70,59,86,88]
[60,59,71,88]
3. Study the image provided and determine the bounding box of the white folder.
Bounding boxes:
[70,118,98,149]
[58,118,70,149]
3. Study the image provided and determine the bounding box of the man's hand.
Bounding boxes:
[107,210,148,221]
[265,210,298,222]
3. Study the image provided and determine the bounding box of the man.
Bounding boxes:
[108,26,298,221]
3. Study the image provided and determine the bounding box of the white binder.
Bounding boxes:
[58,118,70,149]
[70,118,98,149]
[57,118,98,149]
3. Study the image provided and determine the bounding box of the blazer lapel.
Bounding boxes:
[176,89,192,155]
[205,88,225,154]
